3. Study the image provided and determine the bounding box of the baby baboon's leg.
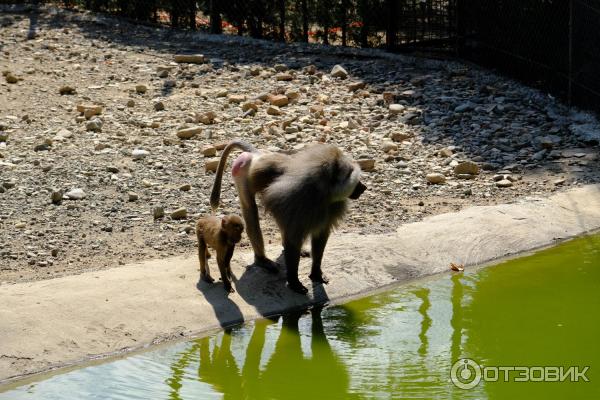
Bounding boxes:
[217,246,235,293]
[198,237,214,283]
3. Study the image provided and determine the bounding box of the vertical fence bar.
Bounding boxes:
[568,0,573,107]
[386,0,398,50]
[209,0,222,34]
[341,0,348,46]
[279,0,286,41]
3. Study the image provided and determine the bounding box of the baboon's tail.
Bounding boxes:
[210,140,256,210]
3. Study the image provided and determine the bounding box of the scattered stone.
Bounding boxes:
[126,99,135,107]
[553,178,566,186]
[268,94,289,107]
[170,208,188,220]
[5,73,18,84]
[228,94,246,104]
[357,159,375,172]
[179,184,191,191]
[201,145,217,157]
[454,161,479,176]
[153,206,165,220]
[59,85,76,95]
[51,189,63,204]
[399,90,417,100]
[348,81,366,91]
[205,158,220,172]
[177,126,201,139]
[77,104,103,119]
[3,180,17,189]
[274,63,288,72]
[496,179,513,188]
[426,173,446,184]
[242,102,258,113]
[0,132,8,142]
[285,89,300,101]
[267,105,282,116]
[275,73,293,81]
[540,135,561,150]
[135,84,147,94]
[153,100,165,111]
[454,102,473,113]
[439,148,453,158]
[389,104,405,115]
[196,111,217,124]
[34,142,51,151]
[330,64,348,79]
[382,141,398,153]
[65,188,86,200]
[85,118,102,132]
[391,132,412,142]
[174,54,206,64]
[132,149,149,159]
[128,192,139,202]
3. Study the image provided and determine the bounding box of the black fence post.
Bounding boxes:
[386,0,398,50]
[279,0,286,41]
[210,0,222,34]
[568,0,573,107]
[359,0,369,47]
[341,0,348,46]
[302,0,309,42]
[189,0,197,30]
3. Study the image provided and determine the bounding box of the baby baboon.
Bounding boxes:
[210,140,367,294]
[196,214,244,293]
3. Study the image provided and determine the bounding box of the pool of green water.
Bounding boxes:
[2,234,599,399]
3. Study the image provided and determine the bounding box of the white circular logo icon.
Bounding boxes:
[450,358,482,389]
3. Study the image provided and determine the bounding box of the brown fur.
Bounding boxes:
[196,214,244,293]
[210,140,366,294]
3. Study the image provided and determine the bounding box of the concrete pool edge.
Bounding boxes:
[1,184,599,385]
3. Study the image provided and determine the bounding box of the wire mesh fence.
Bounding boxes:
[2,0,599,112]
[457,0,600,113]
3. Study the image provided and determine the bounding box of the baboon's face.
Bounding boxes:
[223,216,244,244]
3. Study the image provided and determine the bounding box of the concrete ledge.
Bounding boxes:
[1,184,599,383]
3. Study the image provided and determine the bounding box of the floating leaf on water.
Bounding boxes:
[450,263,464,272]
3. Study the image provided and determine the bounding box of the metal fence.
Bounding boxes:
[3,0,599,113]
[458,0,600,113]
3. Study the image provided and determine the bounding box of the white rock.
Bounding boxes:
[426,173,446,184]
[389,104,405,114]
[132,149,148,159]
[330,65,349,79]
[65,188,86,200]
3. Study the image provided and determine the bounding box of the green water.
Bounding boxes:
[1,234,599,399]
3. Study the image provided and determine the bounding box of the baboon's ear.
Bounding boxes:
[327,158,340,180]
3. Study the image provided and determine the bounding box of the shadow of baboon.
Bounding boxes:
[196,280,244,328]
[167,307,360,399]
[234,250,331,319]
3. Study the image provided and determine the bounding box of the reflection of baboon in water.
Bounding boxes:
[167,308,360,399]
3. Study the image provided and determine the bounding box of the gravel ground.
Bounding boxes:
[1,5,599,284]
